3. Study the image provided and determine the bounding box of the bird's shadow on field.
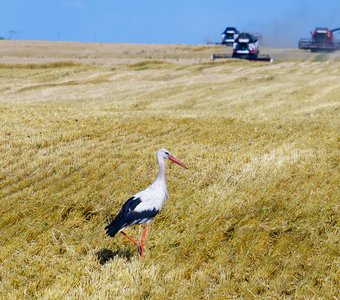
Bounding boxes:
[95,248,134,265]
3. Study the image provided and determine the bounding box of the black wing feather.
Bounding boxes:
[105,197,142,237]
[105,197,160,237]
[121,207,159,228]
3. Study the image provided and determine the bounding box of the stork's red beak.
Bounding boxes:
[169,155,188,169]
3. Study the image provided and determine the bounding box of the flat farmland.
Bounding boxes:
[0,40,339,299]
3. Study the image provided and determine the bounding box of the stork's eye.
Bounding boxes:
[165,152,169,155]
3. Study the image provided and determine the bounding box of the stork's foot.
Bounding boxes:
[137,245,142,256]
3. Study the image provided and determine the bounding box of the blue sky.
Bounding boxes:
[1,0,339,47]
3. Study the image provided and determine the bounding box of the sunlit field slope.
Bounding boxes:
[0,41,339,299]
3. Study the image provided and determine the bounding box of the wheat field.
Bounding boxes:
[0,40,339,299]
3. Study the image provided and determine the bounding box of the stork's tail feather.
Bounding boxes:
[105,220,121,237]
[105,197,141,237]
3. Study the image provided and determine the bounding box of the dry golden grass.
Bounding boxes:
[0,41,339,299]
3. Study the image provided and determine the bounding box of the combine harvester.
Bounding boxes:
[221,27,240,46]
[298,27,340,52]
[212,32,272,62]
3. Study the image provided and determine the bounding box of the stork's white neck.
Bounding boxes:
[156,154,166,182]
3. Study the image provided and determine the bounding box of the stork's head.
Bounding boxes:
[158,148,188,169]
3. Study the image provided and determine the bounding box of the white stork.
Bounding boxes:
[105,148,187,256]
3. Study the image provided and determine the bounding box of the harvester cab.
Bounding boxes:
[312,28,332,44]
[221,27,240,46]
[232,33,259,59]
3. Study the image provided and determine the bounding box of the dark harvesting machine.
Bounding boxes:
[221,27,240,46]
[212,32,272,62]
[298,27,340,52]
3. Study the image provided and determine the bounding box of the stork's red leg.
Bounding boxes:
[120,231,140,251]
[139,225,148,256]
